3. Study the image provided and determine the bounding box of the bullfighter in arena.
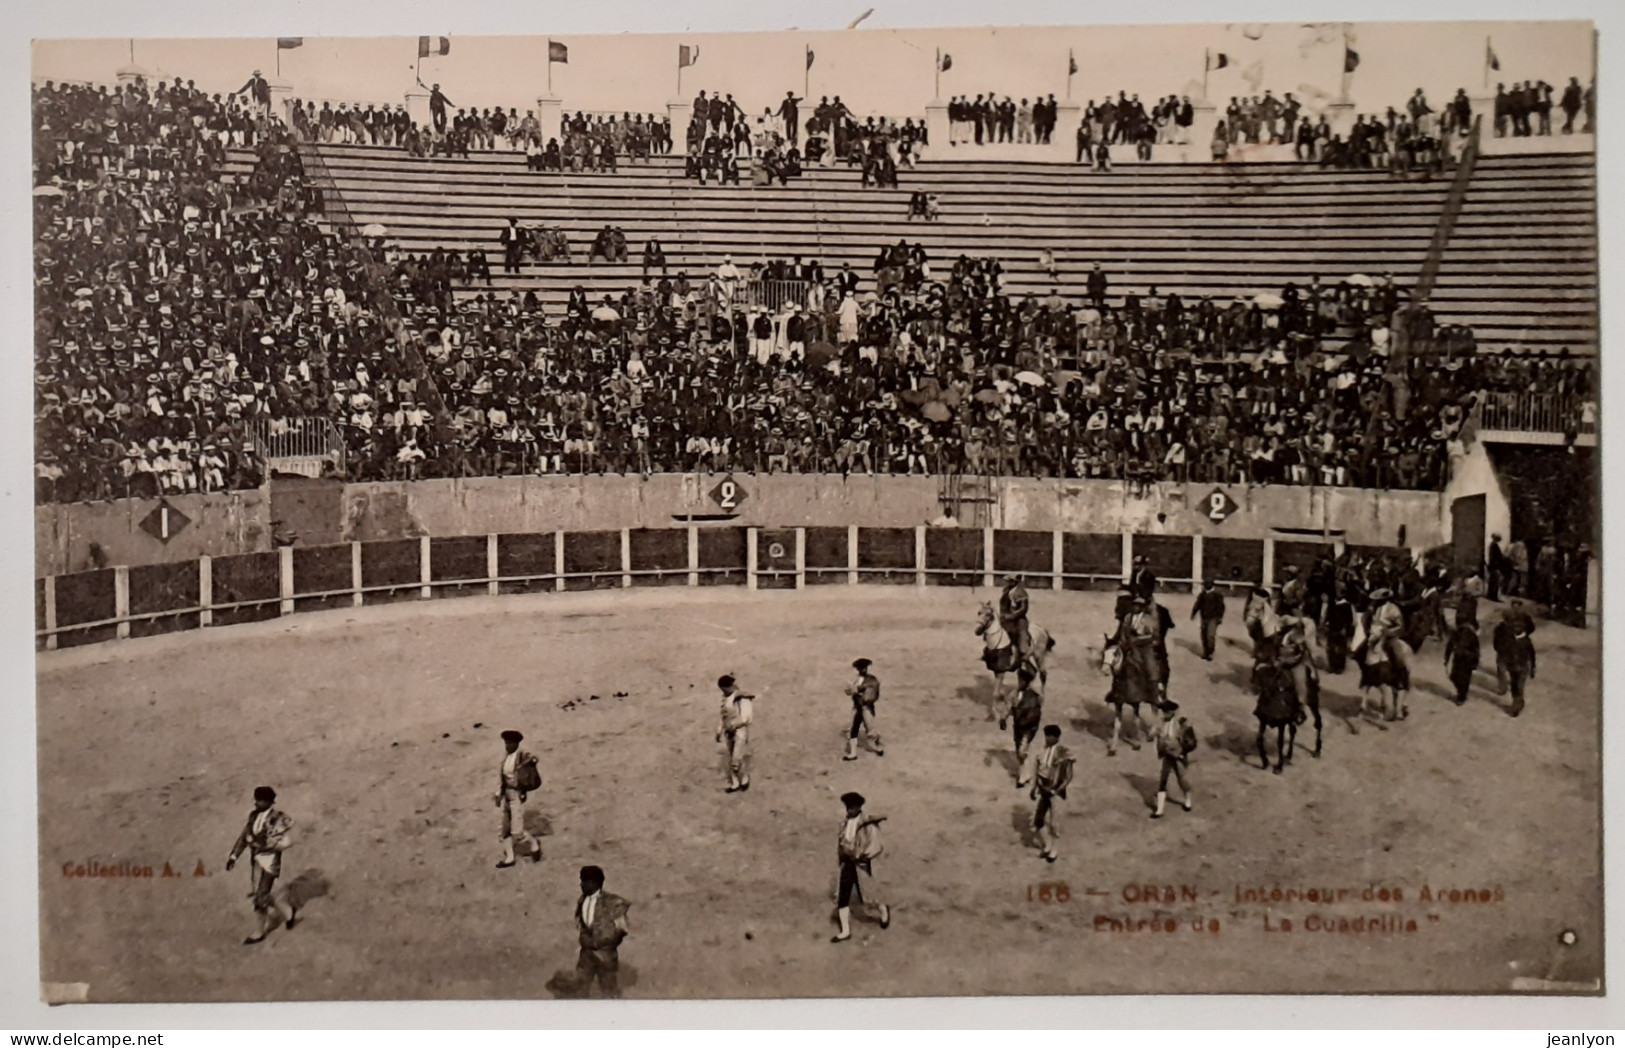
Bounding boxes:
[999,574,1032,658]
[843,657,883,760]
[716,675,754,792]
[553,864,631,998]
[495,729,542,867]
[225,785,296,945]
[832,791,890,942]
[1030,724,1075,862]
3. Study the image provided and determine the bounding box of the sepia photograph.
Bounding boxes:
[24,9,1602,1008]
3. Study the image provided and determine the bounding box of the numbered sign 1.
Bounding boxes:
[710,475,749,513]
[1204,487,1239,524]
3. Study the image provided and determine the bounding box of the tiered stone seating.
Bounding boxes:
[232,145,1596,354]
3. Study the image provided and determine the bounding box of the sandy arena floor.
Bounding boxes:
[35,585,1602,1001]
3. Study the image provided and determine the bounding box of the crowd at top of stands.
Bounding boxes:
[31,73,1598,506]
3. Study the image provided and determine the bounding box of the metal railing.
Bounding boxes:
[1477,392,1595,435]
[740,279,810,312]
[256,417,346,464]
[1413,114,1482,306]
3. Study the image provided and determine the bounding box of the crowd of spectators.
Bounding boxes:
[948,95,1066,145]
[338,227,1595,490]
[33,73,1599,505]
[1494,78,1595,137]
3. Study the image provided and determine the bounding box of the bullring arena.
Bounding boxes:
[31,22,1602,1003]
[37,551,1601,1000]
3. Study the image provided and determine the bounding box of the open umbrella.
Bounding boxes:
[920,400,951,422]
[973,389,1002,404]
[1347,273,1375,287]
[32,184,66,197]
[1014,370,1045,386]
[1252,292,1285,309]
[899,388,931,406]
[805,340,838,367]
[361,223,387,237]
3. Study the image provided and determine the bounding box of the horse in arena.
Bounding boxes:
[975,602,1053,724]
[1250,635,1322,773]
[1097,632,1157,756]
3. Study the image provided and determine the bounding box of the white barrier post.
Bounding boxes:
[1190,535,1204,590]
[44,575,58,651]
[621,528,633,589]
[351,541,364,607]
[795,527,807,591]
[420,535,433,600]
[113,566,130,639]
[848,525,860,586]
[1121,531,1133,583]
[687,526,700,587]
[554,531,566,593]
[915,526,928,588]
[1262,537,1276,588]
[982,527,996,589]
[279,546,295,615]
[1051,530,1064,591]
[199,555,213,628]
[487,533,500,597]
[747,529,760,591]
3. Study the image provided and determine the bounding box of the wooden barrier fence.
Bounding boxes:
[38,525,1395,650]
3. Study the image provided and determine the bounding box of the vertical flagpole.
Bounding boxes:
[1484,36,1491,90]
[935,48,940,100]
[804,45,810,99]
[1203,49,1210,102]
[548,41,553,95]
[1067,50,1073,100]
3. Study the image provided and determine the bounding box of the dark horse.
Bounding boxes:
[1251,636,1323,774]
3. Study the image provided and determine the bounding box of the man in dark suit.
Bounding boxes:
[971,94,987,144]
[777,91,803,145]
[428,83,453,133]
[1561,77,1584,134]
[235,70,271,118]
[499,218,522,275]
[566,865,630,997]
[1190,577,1225,660]
[1130,554,1157,603]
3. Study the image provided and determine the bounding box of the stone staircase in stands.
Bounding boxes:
[230,146,1597,354]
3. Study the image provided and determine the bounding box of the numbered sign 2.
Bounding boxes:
[710,475,749,513]
[1204,487,1239,524]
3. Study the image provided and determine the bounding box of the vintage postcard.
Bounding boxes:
[30,17,1599,1003]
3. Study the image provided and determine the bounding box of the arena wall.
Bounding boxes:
[35,489,272,577]
[37,475,1446,577]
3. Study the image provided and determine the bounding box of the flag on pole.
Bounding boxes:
[1068,51,1078,76]
[679,44,699,68]
[1242,59,1264,91]
[277,38,303,50]
[1207,51,1230,71]
[418,36,450,59]
[549,40,569,63]
[1343,47,1360,74]
[938,52,953,72]
[1487,39,1501,71]
[806,46,815,70]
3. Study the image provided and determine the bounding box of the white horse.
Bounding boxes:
[975,602,1054,727]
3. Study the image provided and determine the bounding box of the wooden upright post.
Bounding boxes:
[487,533,500,597]
[279,546,296,616]
[114,566,130,639]
[419,535,433,600]
[199,555,213,628]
